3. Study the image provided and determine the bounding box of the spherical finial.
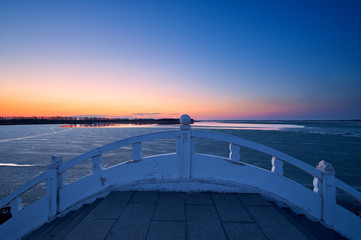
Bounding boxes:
[180,114,191,130]
[180,114,191,125]
[316,160,335,174]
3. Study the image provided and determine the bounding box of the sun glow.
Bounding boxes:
[0,77,308,120]
[1,1,360,120]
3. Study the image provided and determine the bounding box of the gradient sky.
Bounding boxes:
[1,0,361,120]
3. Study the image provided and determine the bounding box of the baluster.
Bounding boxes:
[313,176,321,194]
[316,160,336,226]
[132,142,142,161]
[271,157,284,176]
[179,114,192,178]
[10,196,22,216]
[229,143,240,161]
[92,154,103,172]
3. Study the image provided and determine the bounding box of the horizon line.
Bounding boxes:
[1,116,360,122]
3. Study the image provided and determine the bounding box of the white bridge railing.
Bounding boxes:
[0,114,360,240]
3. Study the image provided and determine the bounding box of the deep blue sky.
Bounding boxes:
[1,0,361,119]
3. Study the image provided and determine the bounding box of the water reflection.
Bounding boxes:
[193,122,304,130]
[61,123,159,128]
[60,121,304,130]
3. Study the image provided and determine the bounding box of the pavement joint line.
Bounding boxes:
[103,191,135,239]
[186,203,213,205]
[242,205,273,207]
[144,191,160,239]
[152,219,186,223]
[222,220,256,224]
[236,193,270,240]
[128,202,156,205]
[210,193,229,239]
[235,194,273,207]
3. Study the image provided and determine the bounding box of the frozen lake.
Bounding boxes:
[1,120,360,206]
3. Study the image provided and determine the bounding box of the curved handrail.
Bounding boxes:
[0,172,47,209]
[59,130,179,173]
[3,128,359,210]
[192,130,322,179]
[335,179,361,203]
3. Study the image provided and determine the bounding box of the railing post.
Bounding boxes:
[316,160,336,226]
[229,143,240,161]
[132,142,142,161]
[179,114,192,178]
[92,154,103,172]
[176,136,181,155]
[271,157,284,176]
[59,169,66,189]
[47,155,62,218]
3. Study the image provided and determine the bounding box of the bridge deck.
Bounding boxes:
[24,191,345,240]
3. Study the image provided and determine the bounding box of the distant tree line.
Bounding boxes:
[0,117,193,125]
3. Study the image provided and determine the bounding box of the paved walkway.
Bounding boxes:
[25,191,346,240]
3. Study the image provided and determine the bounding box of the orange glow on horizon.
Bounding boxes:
[0,68,313,120]
[0,89,300,120]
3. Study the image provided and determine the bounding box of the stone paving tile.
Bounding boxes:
[147,221,186,240]
[236,193,271,206]
[186,204,219,221]
[86,191,133,219]
[130,191,159,204]
[223,222,268,240]
[153,192,185,221]
[185,192,212,205]
[247,206,308,240]
[105,203,155,240]
[212,193,253,222]
[64,219,115,240]
[187,220,226,240]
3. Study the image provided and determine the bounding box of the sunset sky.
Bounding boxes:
[1,1,360,120]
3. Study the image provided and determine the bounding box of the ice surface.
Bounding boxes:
[0,121,360,207]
